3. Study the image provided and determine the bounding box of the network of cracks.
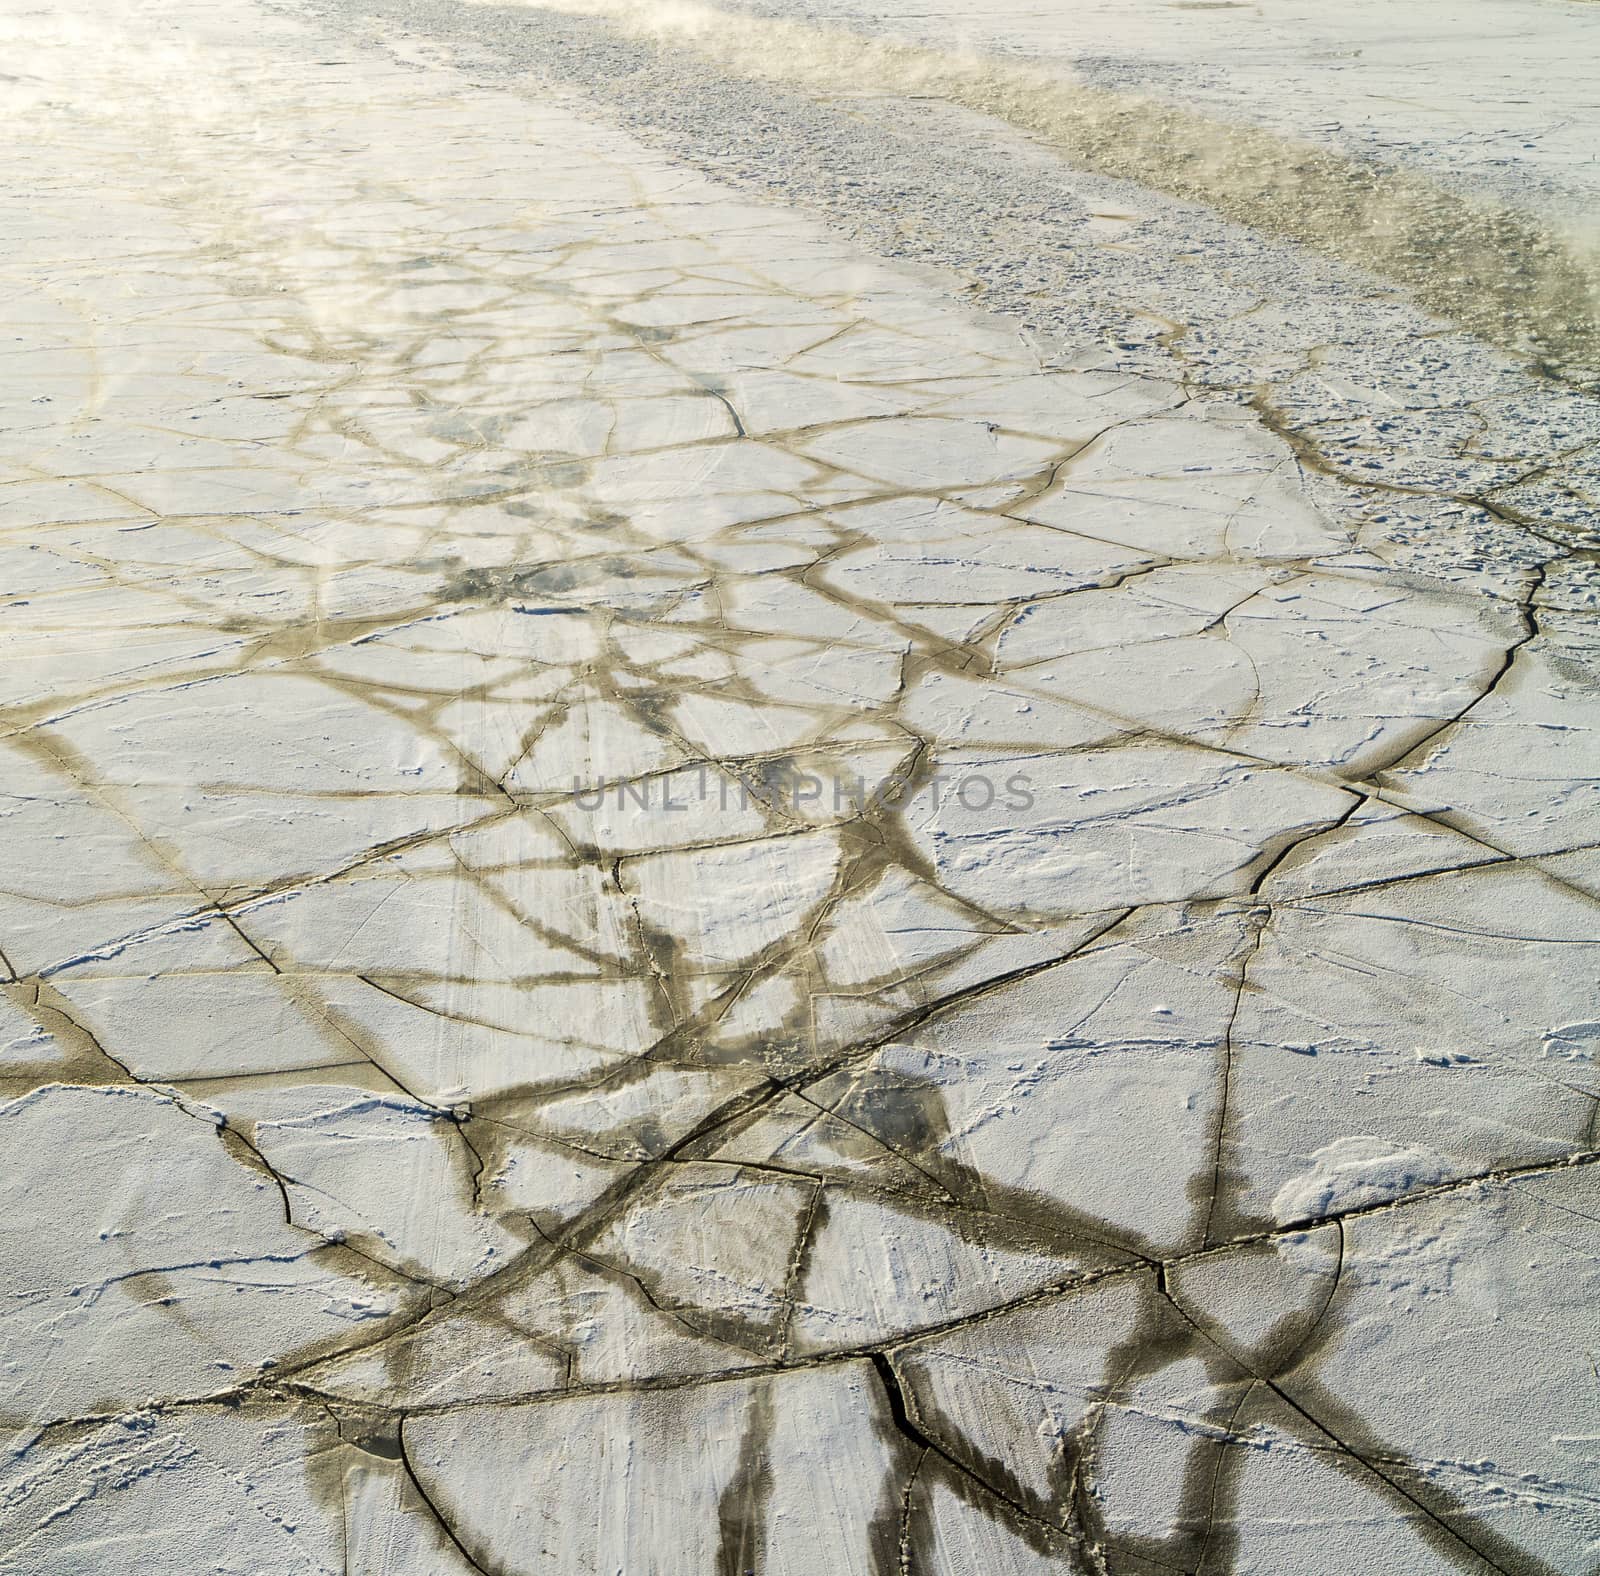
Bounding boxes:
[0,2,1597,1573]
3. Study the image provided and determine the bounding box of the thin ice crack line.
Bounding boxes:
[1277,903,1600,947]
[7,807,524,987]
[1357,786,1600,911]
[1371,559,1548,780]
[868,1349,1076,1547]
[1155,1280,1526,1576]
[1199,911,1271,1250]
[891,1446,926,1576]
[6,1007,443,1283]
[522,1215,771,1362]
[393,1422,499,1576]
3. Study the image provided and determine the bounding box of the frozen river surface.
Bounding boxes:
[1,1,1598,1571]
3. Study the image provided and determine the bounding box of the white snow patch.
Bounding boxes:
[1271,1135,1456,1224]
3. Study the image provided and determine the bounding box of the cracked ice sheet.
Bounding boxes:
[0,0,1595,1570]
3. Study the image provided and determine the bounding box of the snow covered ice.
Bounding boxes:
[0,0,1597,1570]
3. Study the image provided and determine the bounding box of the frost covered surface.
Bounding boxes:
[713,0,1600,211]
[1,0,1597,1571]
